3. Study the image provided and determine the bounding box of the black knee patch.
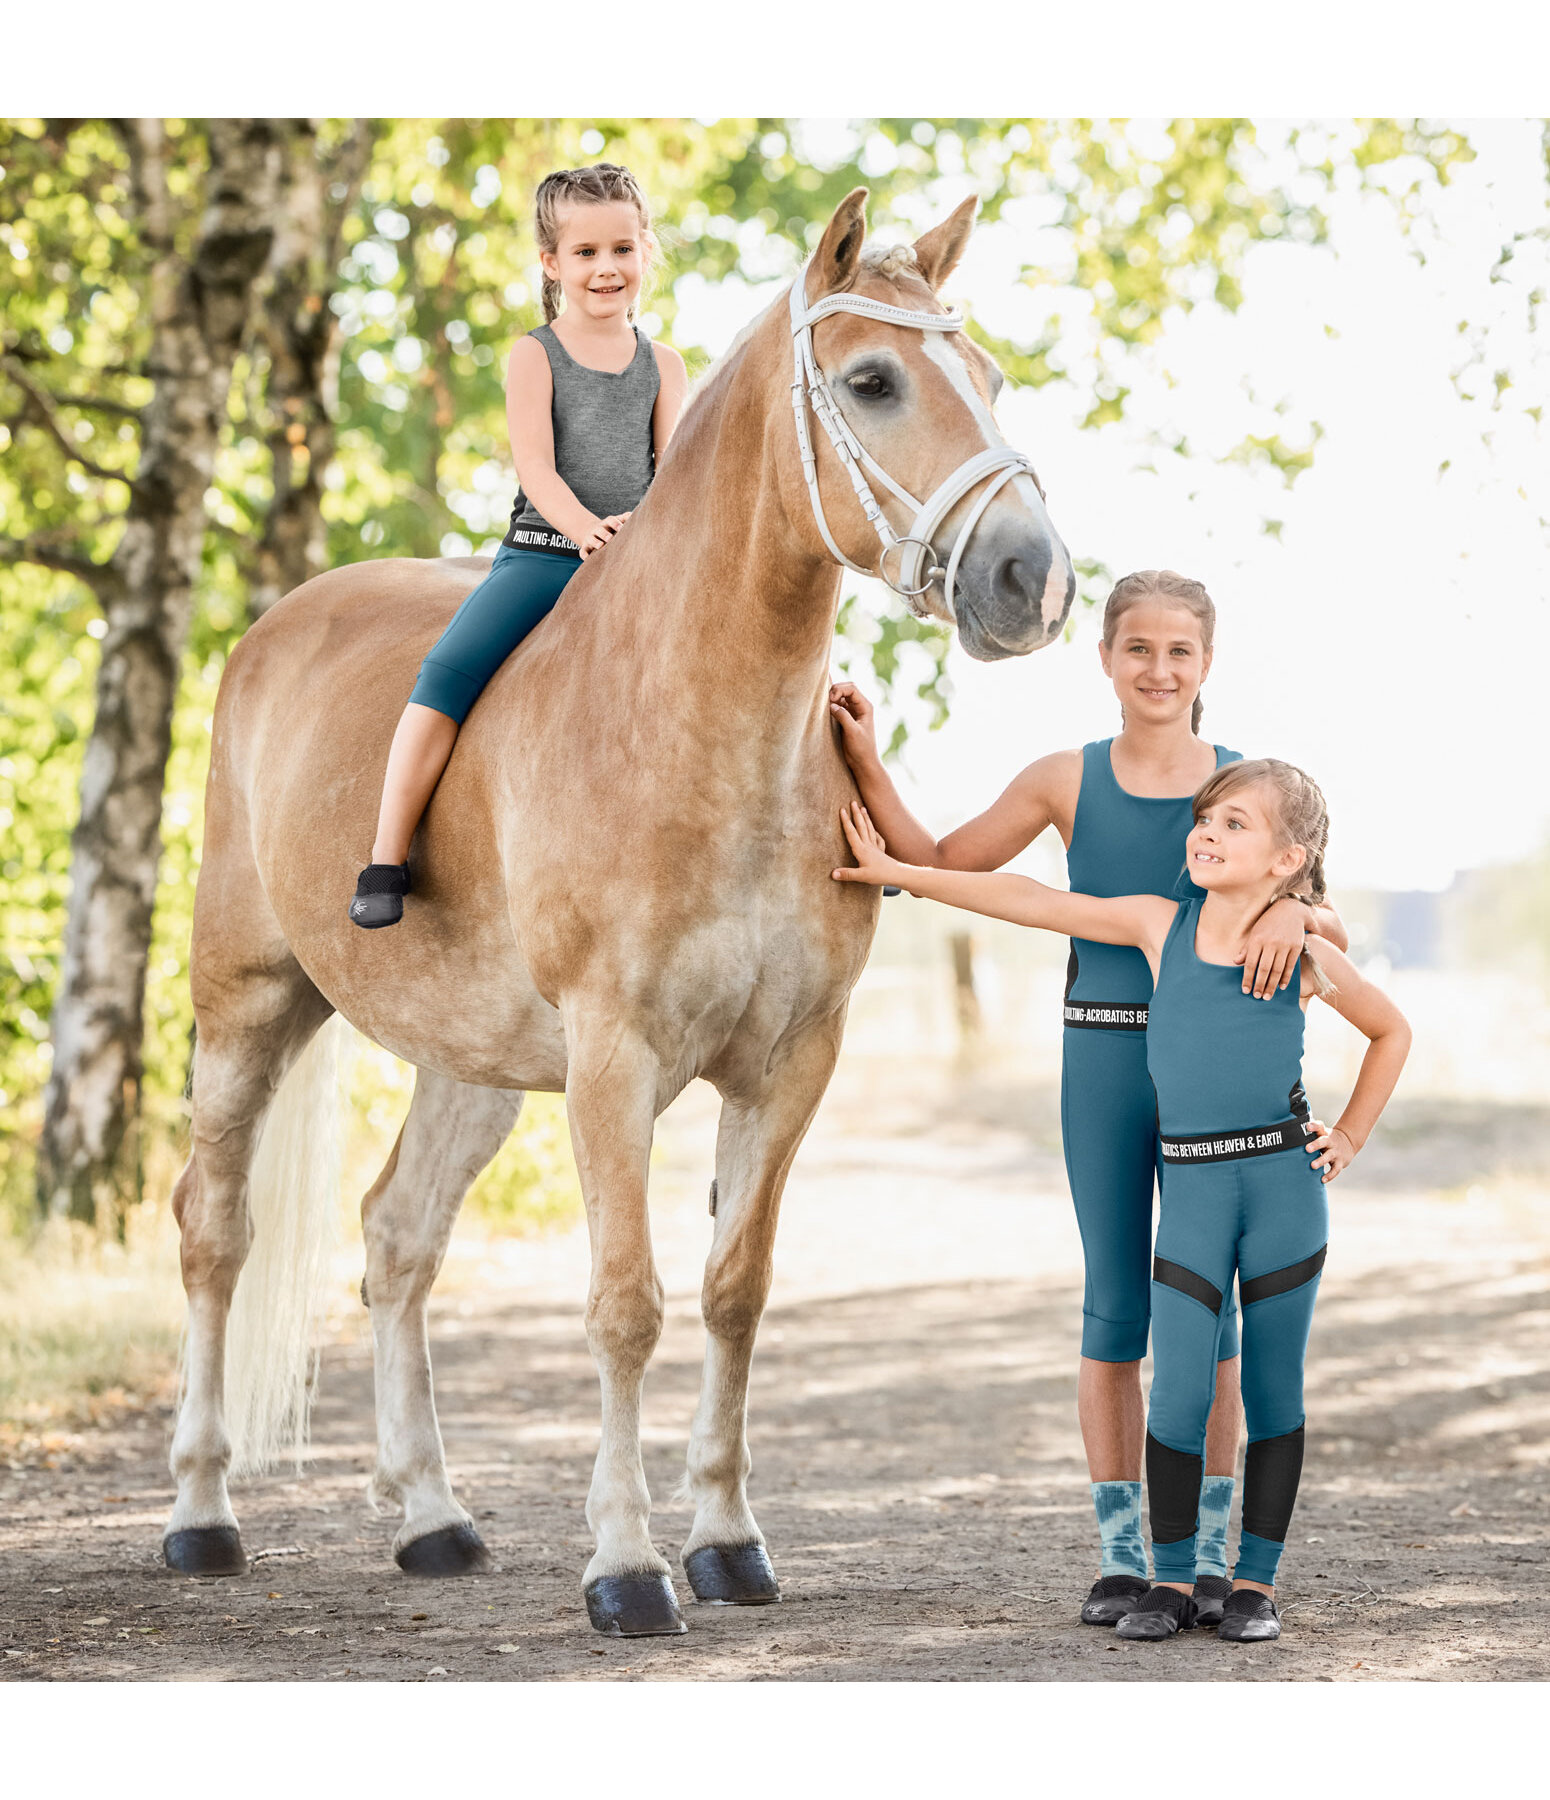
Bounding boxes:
[1145,1432,1204,1545]
[1240,1245,1326,1307]
[1242,1424,1306,1544]
[1153,1255,1223,1317]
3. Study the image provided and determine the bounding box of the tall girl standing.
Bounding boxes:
[350,162,688,927]
[829,569,1349,1626]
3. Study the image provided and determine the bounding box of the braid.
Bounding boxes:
[533,162,659,323]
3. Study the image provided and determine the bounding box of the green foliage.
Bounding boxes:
[0,567,100,1231]
[0,117,1493,1231]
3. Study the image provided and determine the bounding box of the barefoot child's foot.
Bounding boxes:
[349,861,411,928]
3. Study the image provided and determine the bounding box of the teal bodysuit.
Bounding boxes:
[1143,897,1329,1588]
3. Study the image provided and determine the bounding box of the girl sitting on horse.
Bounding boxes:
[831,763,1410,1642]
[351,160,688,928]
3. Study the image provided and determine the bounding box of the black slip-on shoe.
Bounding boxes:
[1192,1573,1234,1628]
[1114,1585,1198,1640]
[349,861,411,929]
[1217,1588,1282,1642]
[1079,1574,1151,1626]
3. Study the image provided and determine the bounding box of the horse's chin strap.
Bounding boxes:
[789,258,1040,619]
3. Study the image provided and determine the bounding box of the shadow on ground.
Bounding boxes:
[2,1240,1546,1681]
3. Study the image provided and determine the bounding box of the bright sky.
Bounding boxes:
[672,120,1549,893]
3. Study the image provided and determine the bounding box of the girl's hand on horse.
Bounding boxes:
[828,682,879,769]
[1239,895,1311,998]
[833,801,897,885]
[580,512,632,558]
[1306,1122,1355,1183]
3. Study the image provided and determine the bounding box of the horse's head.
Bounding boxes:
[781,188,1074,660]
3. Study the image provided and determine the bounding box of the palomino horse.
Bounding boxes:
[164,189,1075,1636]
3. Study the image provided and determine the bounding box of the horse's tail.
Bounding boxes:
[220,1012,353,1477]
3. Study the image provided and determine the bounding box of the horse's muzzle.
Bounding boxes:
[952,524,1076,661]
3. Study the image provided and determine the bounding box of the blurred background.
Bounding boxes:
[2,116,1547,1466]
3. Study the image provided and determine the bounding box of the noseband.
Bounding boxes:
[788,256,1041,619]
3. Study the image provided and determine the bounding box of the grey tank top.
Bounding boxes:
[503,322,661,556]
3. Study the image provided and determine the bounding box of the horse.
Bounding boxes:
[163,187,1076,1637]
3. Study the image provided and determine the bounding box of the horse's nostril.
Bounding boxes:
[992,555,1033,610]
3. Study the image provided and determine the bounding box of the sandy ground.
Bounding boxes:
[2,1059,1547,1683]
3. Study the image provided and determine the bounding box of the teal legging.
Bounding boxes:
[410,544,580,724]
[1146,1148,1328,1586]
[1061,1027,1241,1364]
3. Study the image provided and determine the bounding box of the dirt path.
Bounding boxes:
[3,1066,1547,1682]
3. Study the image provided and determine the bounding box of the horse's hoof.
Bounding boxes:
[584,1573,687,1637]
[684,1543,781,1605]
[163,1526,247,1576]
[396,1522,490,1577]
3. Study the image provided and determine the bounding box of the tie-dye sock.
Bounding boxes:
[1195,1475,1236,1580]
[1091,1479,1148,1580]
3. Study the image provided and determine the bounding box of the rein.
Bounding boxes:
[788,257,1040,618]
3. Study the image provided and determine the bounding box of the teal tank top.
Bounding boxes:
[1146,897,1308,1135]
[1063,737,1240,1025]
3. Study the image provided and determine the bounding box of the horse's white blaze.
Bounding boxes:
[919,332,1003,448]
[918,336,1072,631]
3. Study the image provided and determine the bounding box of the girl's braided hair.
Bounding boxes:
[534,163,658,324]
[1191,757,1337,994]
[1102,569,1216,734]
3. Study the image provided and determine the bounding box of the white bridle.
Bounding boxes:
[788,256,1041,619]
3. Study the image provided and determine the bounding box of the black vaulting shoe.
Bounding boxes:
[1217,1588,1282,1642]
[1191,1573,1234,1629]
[1114,1585,1198,1640]
[349,861,411,929]
[1079,1573,1151,1626]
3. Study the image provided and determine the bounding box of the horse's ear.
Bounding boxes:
[912,195,978,291]
[806,187,869,301]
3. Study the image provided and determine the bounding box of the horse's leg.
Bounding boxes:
[165,966,333,1574]
[361,1066,524,1575]
[561,1016,683,1637]
[681,1017,844,1604]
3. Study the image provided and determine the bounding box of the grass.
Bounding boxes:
[1,1037,585,1460]
[0,1206,185,1462]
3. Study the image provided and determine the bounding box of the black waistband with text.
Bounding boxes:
[1063,999,1148,1031]
[1159,1116,1312,1165]
[501,524,583,559]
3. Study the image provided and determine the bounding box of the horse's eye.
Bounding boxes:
[847,370,890,399]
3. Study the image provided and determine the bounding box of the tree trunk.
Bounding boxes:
[37,118,283,1226]
[249,119,371,619]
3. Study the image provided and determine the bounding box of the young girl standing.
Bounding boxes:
[350,162,688,927]
[829,571,1349,1627]
[832,762,1410,1642]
